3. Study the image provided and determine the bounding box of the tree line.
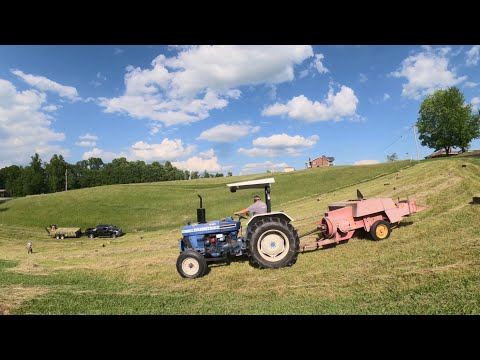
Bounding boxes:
[0,154,232,197]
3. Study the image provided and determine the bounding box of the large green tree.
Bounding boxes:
[45,154,68,192]
[23,153,46,195]
[417,87,480,155]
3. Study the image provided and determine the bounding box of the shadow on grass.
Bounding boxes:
[469,198,480,205]
[394,220,414,229]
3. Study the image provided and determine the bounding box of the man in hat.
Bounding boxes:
[234,195,267,216]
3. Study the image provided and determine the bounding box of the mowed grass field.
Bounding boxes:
[0,158,479,314]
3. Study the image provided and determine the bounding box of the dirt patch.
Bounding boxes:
[0,303,10,315]
[0,287,50,314]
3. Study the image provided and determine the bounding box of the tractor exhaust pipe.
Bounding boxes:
[197,194,206,224]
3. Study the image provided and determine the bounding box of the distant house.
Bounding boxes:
[283,167,295,172]
[425,149,462,159]
[0,189,11,198]
[307,155,335,168]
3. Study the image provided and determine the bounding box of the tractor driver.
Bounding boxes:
[234,195,267,217]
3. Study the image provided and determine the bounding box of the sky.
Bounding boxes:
[1,45,479,175]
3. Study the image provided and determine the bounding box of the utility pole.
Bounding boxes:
[65,169,68,191]
[413,125,420,160]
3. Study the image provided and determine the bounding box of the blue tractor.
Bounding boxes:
[176,178,300,278]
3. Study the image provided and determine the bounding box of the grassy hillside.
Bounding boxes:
[0,158,479,314]
[0,161,411,232]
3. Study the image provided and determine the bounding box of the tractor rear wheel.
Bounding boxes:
[370,220,391,241]
[176,250,207,279]
[248,216,299,269]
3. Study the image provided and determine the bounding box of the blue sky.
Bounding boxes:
[1,45,479,174]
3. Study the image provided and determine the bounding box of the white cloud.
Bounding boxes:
[359,73,368,83]
[82,148,122,162]
[42,104,60,112]
[79,133,98,140]
[97,72,107,81]
[114,48,124,55]
[299,69,310,79]
[75,141,96,147]
[239,134,319,157]
[262,85,359,122]
[253,134,318,148]
[0,79,68,167]
[172,148,227,172]
[130,139,195,161]
[197,122,260,142]
[466,45,480,66]
[313,53,329,74]
[383,93,391,101]
[91,72,107,87]
[81,137,196,163]
[11,69,80,101]
[354,160,379,165]
[390,47,467,99]
[241,161,290,174]
[471,97,480,107]
[465,81,478,88]
[148,123,162,135]
[267,84,277,100]
[199,149,215,158]
[172,156,223,173]
[100,45,313,126]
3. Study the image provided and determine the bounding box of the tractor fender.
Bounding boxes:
[246,212,294,227]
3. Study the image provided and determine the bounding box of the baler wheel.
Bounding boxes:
[176,250,207,279]
[370,220,391,241]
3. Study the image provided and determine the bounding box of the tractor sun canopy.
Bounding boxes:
[226,178,275,191]
[226,178,275,213]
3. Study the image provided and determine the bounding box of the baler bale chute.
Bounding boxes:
[301,190,426,251]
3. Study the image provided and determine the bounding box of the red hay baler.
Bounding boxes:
[302,190,426,251]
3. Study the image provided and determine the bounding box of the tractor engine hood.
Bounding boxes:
[182,218,240,236]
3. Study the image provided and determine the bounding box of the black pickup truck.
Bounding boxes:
[84,224,123,239]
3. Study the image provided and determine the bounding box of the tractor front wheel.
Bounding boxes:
[176,250,207,279]
[370,220,391,241]
[248,216,299,269]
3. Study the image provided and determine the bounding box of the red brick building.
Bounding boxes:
[307,155,335,168]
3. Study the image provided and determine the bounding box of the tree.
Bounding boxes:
[23,153,46,195]
[417,87,480,155]
[227,172,233,177]
[202,170,210,178]
[386,153,398,162]
[45,154,67,192]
